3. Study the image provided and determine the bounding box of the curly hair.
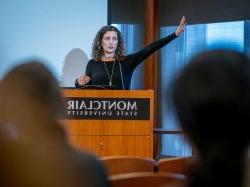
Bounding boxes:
[91,25,125,61]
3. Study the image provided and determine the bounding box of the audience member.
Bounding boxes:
[171,50,250,187]
[0,61,110,187]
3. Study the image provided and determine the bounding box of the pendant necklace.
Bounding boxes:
[103,60,116,86]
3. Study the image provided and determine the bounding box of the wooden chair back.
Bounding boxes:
[101,156,155,175]
[109,172,186,187]
[157,156,194,175]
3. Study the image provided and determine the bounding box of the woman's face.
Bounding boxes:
[101,31,118,56]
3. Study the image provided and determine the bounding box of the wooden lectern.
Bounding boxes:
[62,89,154,158]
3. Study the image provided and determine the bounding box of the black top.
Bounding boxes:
[75,32,178,90]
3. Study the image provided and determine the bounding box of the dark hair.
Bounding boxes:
[91,25,125,61]
[0,61,63,118]
[171,50,250,187]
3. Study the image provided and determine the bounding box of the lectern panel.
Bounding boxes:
[61,89,154,158]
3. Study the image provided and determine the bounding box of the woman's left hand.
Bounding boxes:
[175,16,186,36]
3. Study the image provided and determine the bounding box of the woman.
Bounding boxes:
[75,16,186,90]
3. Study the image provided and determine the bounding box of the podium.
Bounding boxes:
[62,88,154,158]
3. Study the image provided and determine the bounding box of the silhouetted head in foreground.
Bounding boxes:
[0,62,63,129]
[172,50,250,187]
[0,61,109,187]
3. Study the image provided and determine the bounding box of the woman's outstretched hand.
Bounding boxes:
[77,75,91,86]
[175,16,186,36]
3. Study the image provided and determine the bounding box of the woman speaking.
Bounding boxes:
[75,16,186,90]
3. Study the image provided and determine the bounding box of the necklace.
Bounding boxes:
[103,60,116,86]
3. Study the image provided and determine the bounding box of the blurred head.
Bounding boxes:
[172,50,250,155]
[0,61,63,126]
[92,25,125,61]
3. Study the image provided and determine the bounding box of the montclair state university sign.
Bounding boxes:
[64,97,150,120]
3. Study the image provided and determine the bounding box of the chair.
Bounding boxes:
[100,156,156,175]
[109,172,186,187]
[157,156,194,175]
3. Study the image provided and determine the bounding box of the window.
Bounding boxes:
[160,20,250,156]
[113,21,250,157]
